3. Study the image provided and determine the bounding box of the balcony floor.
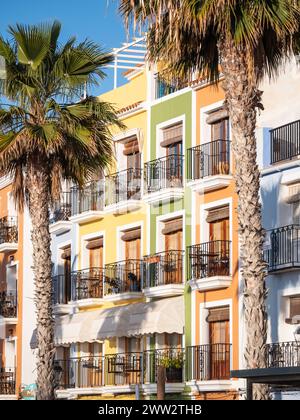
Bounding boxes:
[189,276,232,292]
[187,174,232,194]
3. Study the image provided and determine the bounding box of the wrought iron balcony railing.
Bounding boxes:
[186,344,231,381]
[54,348,185,390]
[104,260,142,296]
[143,250,184,288]
[105,168,142,206]
[71,268,104,301]
[0,290,17,318]
[188,241,231,280]
[264,225,300,272]
[71,181,104,216]
[266,341,300,369]
[0,216,18,245]
[144,154,184,194]
[271,120,300,164]
[0,368,16,395]
[187,140,231,181]
[155,74,187,99]
[50,192,72,224]
[52,275,72,305]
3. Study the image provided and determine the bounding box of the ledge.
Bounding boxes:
[53,304,73,316]
[0,242,18,253]
[49,220,72,235]
[189,276,232,292]
[143,188,184,206]
[187,175,232,194]
[105,200,142,215]
[69,210,105,225]
[0,317,18,325]
[142,382,185,395]
[143,284,185,299]
[0,394,18,400]
[102,292,143,303]
[73,298,104,309]
[186,379,234,393]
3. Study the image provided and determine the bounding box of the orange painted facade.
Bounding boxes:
[0,180,24,397]
[189,82,240,397]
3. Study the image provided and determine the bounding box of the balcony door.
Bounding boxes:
[86,238,103,299]
[124,138,141,200]
[161,123,183,187]
[210,116,229,142]
[164,219,183,285]
[124,337,142,385]
[207,307,230,380]
[62,247,71,304]
[86,342,102,387]
[123,228,141,292]
[207,206,230,277]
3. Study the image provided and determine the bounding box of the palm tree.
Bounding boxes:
[0,21,122,400]
[119,0,300,399]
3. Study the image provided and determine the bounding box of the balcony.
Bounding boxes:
[231,341,300,399]
[49,192,72,235]
[264,225,300,273]
[0,368,16,397]
[52,275,72,315]
[187,140,232,193]
[186,344,232,390]
[69,181,105,224]
[71,268,104,308]
[155,74,186,99]
[0,291,17,321]
[55,348,184,397]
[143,155,184,205]
[143,250,185,298]
[105,168,142,214]
[188,241,232,291]
[103,260,143,302]
[271,120,300,164]
[266,341,300,369]
[0,217,18,252]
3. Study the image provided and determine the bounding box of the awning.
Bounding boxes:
[91,296,184,340]
[31,296,184,347]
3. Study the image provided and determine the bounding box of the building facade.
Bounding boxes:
[0,176,36,400]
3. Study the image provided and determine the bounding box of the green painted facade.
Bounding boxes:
[149,91,192,347]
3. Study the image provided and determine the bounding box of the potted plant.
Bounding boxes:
[159,353,184,383]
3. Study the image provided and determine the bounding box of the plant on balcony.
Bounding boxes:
[120,0,300,400]
[0,22,123,400]
[159,353,184,383]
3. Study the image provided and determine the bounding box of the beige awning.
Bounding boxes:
[55,311,97,345]
[30,296,184,347]
[126,296,184,337]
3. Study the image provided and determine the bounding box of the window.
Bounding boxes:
[86,238,103,268]
[286,295,300,323]
[206,108,229,142]
[293,201,300,225]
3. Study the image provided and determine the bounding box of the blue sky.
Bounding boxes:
[0,0,135,94]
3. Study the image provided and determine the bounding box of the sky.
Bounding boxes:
[0,0,136,94]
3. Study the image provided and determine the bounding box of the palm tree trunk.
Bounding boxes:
[27,158,55,400]
[220,39,269,400]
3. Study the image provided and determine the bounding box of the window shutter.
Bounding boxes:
[206,108,229,125]
[86,238,103,249]
[160,124,183,147]
[121,228,141,242]
[206,306,230,322]
[162,218,183,235]
[206,206,230,223]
